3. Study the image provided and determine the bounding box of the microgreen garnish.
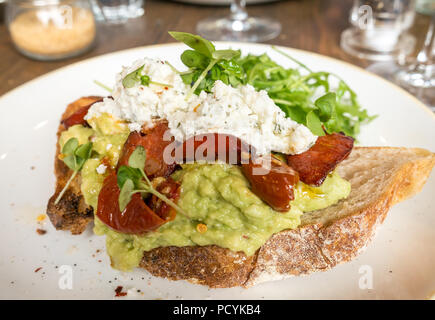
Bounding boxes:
[54,138,93,205]
[122,65,173,89]
[169,31,241,99]
[164,60,182,74]
[119,179,135,213]
[169,32,375,138]
[93,80,113,93]
[117,146,187,215]
[169,32,216,57]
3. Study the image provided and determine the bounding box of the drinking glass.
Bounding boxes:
[392,16,434,109]
[6,0,96,61]
[416,0,435,15]
[365,0,434,111]
[340,0,416,61]
[196,0,281,42]
[92,0,144,24]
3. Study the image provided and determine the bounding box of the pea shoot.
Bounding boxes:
[55,138,93,205]
[122,65,173,89]
[117,146,186,215]
[93,80,112,93]
[169,31,241,99]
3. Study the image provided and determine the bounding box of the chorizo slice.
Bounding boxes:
[174,133,252,164]
[147,177,181,222]
[96,172,166,234]
[62,97,104,129]
[287,132,354,186]
[241,156,299,212]
[118,121,177,179]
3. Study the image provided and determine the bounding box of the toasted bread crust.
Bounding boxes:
[140,245,257,288]
[47,98,435,287]
[46,97,102,234]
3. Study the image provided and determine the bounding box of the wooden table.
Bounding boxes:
[0,0,430,96]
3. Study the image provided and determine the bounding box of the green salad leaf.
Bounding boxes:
[306,111,324,136]
[169,32,375,138]
[236,52,376,138]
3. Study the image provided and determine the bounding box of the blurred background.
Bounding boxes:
[0,0,433,108]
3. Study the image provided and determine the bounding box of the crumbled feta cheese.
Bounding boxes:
[96,164,107,174]
[86,58,317,155]
[106,143,112,151]
[128,123,142,132]
[168,81,317,155]
[86,58,189,129]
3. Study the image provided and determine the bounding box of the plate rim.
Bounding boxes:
[1,41,434,121]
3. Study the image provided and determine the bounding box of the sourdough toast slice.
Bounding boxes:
[139,147,435,287]
[47,98,435,287]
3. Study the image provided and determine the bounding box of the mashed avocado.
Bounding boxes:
[60,115,351,272]
[94,165,350,271]
[86,115,130,167]
[59,113,130,208]
[59,124,93,147]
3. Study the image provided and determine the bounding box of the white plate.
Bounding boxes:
[0,43,434,300]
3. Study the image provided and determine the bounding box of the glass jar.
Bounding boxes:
[6,0,96,61]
